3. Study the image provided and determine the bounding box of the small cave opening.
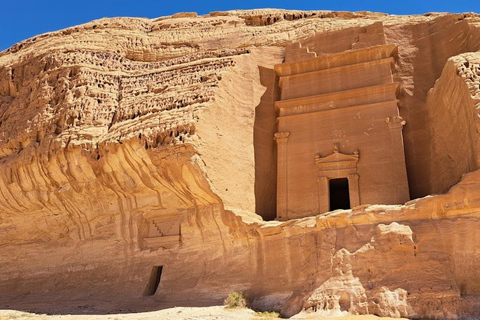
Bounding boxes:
[339,292,351,311]
[329,178,350,211]
[143,265,163,296]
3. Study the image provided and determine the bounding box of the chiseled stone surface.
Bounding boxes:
[0,9,480,319]
[274,31,410,219]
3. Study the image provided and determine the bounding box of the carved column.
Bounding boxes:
[317,176,329,214]
[386,116,410,202]
[274,132,290,220]
[386,116,406,157]
[348,174,360,208]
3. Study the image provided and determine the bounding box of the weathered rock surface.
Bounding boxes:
[1,9,480,319]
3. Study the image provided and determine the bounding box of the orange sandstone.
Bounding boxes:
[0,9,480,319]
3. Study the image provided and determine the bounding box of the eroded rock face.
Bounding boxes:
[304,223,414,317]
[1,9,480,318]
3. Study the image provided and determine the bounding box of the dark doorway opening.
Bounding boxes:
[329,178,350,210]
[144,265,163,296]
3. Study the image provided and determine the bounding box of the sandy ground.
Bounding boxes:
[0,307,407,320]
[1,307,255,320]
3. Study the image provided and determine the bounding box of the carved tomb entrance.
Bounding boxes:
[273,24,410,220]
[315,146,360,212]
[329,179,350,210]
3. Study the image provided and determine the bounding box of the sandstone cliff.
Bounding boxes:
[1,9,480,319]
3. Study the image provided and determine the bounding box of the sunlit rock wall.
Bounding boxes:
[1,9,480,318]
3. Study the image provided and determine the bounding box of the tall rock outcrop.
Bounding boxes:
[1,9,480,318]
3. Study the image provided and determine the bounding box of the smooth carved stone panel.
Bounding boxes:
[276,44,397,77]
[275,83,400,117]
[279,58,395,100]
[276,101,409,218]
[275,30,409,219]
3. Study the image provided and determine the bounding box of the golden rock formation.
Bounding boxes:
[1,9,480,319]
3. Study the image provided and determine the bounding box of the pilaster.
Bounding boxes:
[347,174,360,207]
[274,131,290,220]
[317,176,329,214]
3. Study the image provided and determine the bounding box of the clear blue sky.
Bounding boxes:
[1,0,479,52]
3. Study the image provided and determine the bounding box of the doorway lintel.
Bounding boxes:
[315,145,360,213]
